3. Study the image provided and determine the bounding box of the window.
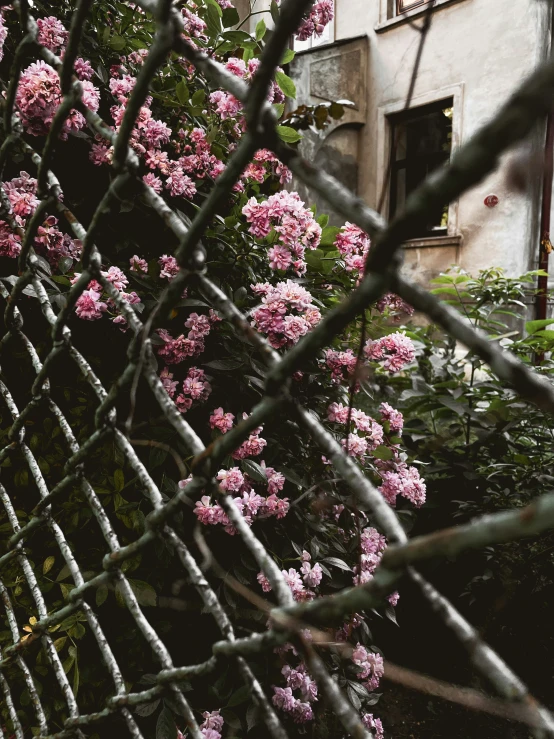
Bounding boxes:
[397,0,429,12]
[387,0,431,18]
[389,99,453,237]
[293,0,335,52]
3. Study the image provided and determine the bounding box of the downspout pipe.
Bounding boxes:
[535,4,554,322]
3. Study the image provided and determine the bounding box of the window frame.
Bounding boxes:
[397,0,428,13]
[375,85,464,244]
[388,98,453,237]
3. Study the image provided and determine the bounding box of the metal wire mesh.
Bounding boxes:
[1,0,554,737]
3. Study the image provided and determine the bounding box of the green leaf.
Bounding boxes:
[280,48,295,65]
[280,466,304,488]
[255,18,267,40]
[241,459,267,483]
[109,35,126,51]
[114,469,124,492]
[175,79,189,104]
[156,706,177,739]
[526,318,554,335]
[372,445,394,461]
[317,214,329,229]
[322,557,352,571]
[275,70,296,99]
[272,102,285,118]
[129,579,157,607]
[135,699,161,717]
[203,359,243,370]
[276,125,302,144]
[270,0,280,23]
[191,89,206,106]
[320,226,340,247]
[225,684,251,708]
[243,46,254,63]
[43,556,55,575]
[221,30,252,43]
[222,6,240,27]
[96,585,108,607]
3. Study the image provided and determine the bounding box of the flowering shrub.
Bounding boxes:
[0,2,424,737]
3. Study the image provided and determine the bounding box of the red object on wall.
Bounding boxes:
[484,194,499,208]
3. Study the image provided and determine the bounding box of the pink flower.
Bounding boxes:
[143,172,163,193]
[0,221,22,257]
[74,57,94,80]
[379,465,426,507]
[0,14,7,62]
[257,572,272,592]
[341,433,368,458]
[300,561,323,588]
[160,367,178,398]
[365,332,416,373]
[362,714,384,739]
[16,61,99,138]
[210,408,235,434]
[37,16,68,53]
[376,292,414,316]
[75,290,107,321]
[200,710,224,733]
[159,255,179,280]
[272,687,295,712]
[295,0,334,41]
[165,168,196,199]
[130,255,148,273]
[380,402,404,434]
[102,266,128,291]
[216,467,245,493]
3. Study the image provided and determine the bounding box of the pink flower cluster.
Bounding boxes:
[327,403,384,458]
[275,0,334,42]
[157,311,217,364]
[351,643,385,692]
[243,191,321,275]
[323,348,358,384]
[75,289,107,320]
[296,0,334,41]
[191,464,289,535]
[37,16,68,53]
[250,280,321,349]
[231,413,267,460]
[174,127,225,182]
[376,292,414,317]
[242,149,292,187]
[353,527,387,586]
[272,661,318,723]
[362,713,385,739]
[209,407,235,433]
[0,14,7,62]
[365,331,416,373]
[379,463,426,508]
[178,710,224,739]
[16,60,99,138]
[379,402,404,435]
[259,550,324,602]
[209,57,285,123]
[334,222,370,277]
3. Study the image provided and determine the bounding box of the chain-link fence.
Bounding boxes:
[2,0,554,737]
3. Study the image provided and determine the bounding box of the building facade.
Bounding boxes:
[239,0,553,286]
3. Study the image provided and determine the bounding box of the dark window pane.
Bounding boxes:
[389,99,453,237]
